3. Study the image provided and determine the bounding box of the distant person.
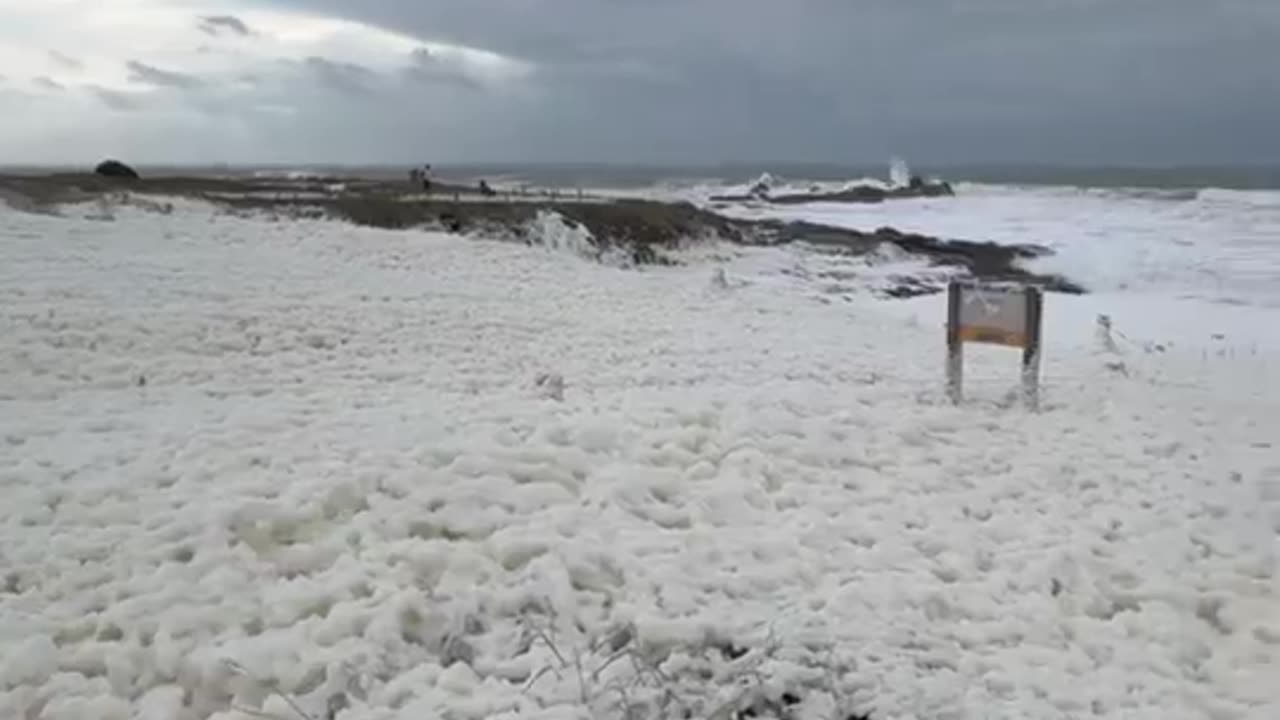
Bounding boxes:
[478,180,496,197]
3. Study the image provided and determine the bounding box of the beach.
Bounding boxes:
[1,172,1278,720]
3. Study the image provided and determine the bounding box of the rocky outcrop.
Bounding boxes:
[757,221,1082,295]
[712,177,954,205]
[94,160,140,180]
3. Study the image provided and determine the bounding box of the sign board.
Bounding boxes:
[946,281,1044,407]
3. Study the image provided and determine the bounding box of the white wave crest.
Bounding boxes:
[1196,187,1280,208]
[251,169,327,180]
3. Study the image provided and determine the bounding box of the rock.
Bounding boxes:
[712,177,953,205]
[438,211,463,233]
[747,172,776,199]
[882,277,943,299]
[906,175,953,195]
[773,185,892,205]
[759,221,1085,295]
[94,159,139,180]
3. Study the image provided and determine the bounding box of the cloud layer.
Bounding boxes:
[2,0,1278,165]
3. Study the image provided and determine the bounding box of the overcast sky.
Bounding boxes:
[1,0,1277,165]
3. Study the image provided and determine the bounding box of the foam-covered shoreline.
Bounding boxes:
[0,172,1084,298]
[2,184,1277,720]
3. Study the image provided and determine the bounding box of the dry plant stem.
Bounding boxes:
[224,659,315,720]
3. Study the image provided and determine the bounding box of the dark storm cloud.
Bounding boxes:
[199,14,253,36]
[127,61,203,90]
[5,2,1277,164]
[227,0,1280,162]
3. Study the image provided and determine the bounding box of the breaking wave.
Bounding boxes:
[250,169,329,181]
[1195,187,1280,207]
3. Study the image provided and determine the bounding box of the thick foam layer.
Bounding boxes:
[702,182,1280,309]
[1,196,1277,720]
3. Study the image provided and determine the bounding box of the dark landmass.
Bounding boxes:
[711,177,955,205]
[0,172,1082,297]
[769,181,955,204]
[759,223,1081,295]
[94,159,140,180]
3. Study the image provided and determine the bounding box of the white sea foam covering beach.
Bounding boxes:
[1,193,1278,719]
[711,183,1280,311]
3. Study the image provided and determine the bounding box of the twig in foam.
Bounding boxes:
[522,664,560,695]
[529,625,570,668]
[574,644,588,705]
[592,645,635,682]
[527,619,591,705]
[223,659,314,720]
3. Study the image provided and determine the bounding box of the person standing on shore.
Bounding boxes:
[409,164,433,192]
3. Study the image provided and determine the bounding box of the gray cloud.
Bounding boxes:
[48,50,83,71]
[90,86,144,111]
[127,61,203,90]
[303,56,381,95]
[33,76,65,91]
[248,0,1280,164]
[402,48,482,91]
[7,1,1276,165]
[199,14,253,37]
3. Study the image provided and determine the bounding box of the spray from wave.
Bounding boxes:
[889,157,912,189]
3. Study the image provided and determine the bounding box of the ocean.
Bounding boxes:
[6,161,1280,190]
[423,162,1280,192]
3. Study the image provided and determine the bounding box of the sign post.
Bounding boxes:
[946,281,1044,408]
